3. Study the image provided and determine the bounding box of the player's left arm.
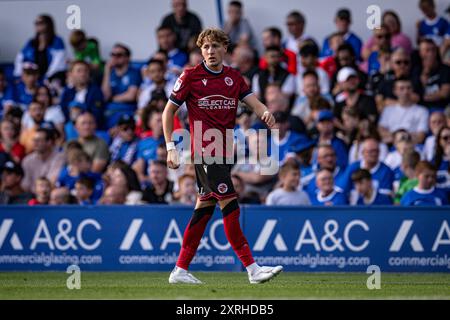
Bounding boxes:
[242,94,275,129]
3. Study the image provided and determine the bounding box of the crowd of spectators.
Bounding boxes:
[0,0,449,206]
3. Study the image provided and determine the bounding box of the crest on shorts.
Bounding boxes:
[173,78,182,92]
[224,77,233,86]
[217,183,228,194]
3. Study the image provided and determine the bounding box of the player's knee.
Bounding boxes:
[188,205,215,229]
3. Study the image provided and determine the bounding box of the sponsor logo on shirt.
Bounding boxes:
[197,95,236,110]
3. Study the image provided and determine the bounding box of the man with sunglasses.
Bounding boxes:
[102,43,141,129]
[376,48,422,108]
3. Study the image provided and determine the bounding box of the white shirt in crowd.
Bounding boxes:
[348,142,389,164]
[422,135,436,161]
[296,67,330,97]
[266,188,311,206]
[379,103,429,134]
[21,105,65,130]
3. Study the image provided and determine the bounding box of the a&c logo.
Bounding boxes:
[0,219,23,250]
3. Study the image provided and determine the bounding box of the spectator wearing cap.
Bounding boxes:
[102,43,141,129]
[60,61,104,128]
[306,144,346,197]
[138,59,172,109]
[413,39,450,111]
[109,114,139,165]
[333,67,377,125]
[351,169,393,205]
[341,137,395,197]
[266,161,311,206]
[14,62,40,110]
[71,112,109,173]
[321,9,362,61]
[21,126,65,193]
[291,70,334,129]
[375,48,421,109]
[423,111,446,161]
[272,111,306,163]
[19,101,46,153]
[0,118,25,163]
[401,160,448,206]
[252,46,296,104]
[223,1,256,48]
[133,109,164,184]
[13,15,67,81]
[283,10,316,56]
[379,78,429,145]
[160,0,203,52]
[331,43,367,95]
[0,161,33,204]
[285,136,316,188]
[259,27,297,75]
[28,177,52,205]
[22,85,65,140]
[309,168,348,206]
[297,42,330,97]
[313,110,348,169]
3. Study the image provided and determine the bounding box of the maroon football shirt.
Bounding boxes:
[169,61,252,158]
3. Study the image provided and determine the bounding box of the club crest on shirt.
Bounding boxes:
[173,78,182,92]
[217,183,228,194]
[224,77,233,86]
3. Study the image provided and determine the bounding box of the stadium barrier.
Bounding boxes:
[0,205,449,272]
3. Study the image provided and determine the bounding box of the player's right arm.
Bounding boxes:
[162,101,180,169]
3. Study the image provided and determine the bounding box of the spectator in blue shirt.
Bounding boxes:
[109,114,139,166]
[60,61,104,128]
[56,149,103,202]
[309,168,348,205]
[14,62,40,110]
[64,101,86,141]
[351,169,393,205]
[342,137,395,197]
[401,160,448,206]
[321,8,362,60]
[133,109,165,184]
[306,144,346,197]
[13,15,67,82]
[313,110,348,168]
[156,26,188,75]
[102,44,141,129]
[417,0,449,46]
[272,111,306,163]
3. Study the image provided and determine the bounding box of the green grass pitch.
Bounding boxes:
[0,272,449,299]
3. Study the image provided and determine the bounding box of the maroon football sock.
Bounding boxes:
[176,206,215,270]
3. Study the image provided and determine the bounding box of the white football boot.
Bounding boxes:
[168,266,203,284]
[248,265,283,284]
